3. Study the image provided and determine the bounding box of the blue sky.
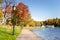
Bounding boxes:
[16,0,60,21]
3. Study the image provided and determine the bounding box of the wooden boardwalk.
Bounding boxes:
[16,29,44,40]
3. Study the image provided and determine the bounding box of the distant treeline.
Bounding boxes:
[43,18,60,27]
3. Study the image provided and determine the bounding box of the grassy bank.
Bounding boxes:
[0,26,22,40]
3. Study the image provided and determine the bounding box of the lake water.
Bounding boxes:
[33,28,60,40]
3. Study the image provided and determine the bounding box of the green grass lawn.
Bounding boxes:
[0,26,22,40]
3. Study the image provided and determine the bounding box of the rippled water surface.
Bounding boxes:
[33,28,60,40]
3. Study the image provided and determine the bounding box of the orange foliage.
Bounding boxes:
[16,2,29,22]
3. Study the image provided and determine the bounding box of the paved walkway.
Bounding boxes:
[16,29,44,40]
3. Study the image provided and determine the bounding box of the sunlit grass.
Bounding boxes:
[0,26,22,40]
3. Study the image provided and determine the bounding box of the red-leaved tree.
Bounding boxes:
[16,2,30,26]
[6,5,12,15]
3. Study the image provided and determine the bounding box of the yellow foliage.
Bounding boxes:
[0,7,4,19]
[35,21,43,26]
[26,19,35,27]
[0,0,3,4]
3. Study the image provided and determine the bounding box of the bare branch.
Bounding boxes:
[3,0,16,6]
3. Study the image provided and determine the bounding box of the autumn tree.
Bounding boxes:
[1,0,16,18]
[0,0,16,24]
[0,7,4,20]
[58,19,60,27]
[44,19,54,25]
[53,18,60,27]
[0,0,3,20]
[16,2,30,26]
[6,5,12,15]
[26,19,35,27]
[35,21,43,27]
[0,0,3,4]
[5,5,13,25]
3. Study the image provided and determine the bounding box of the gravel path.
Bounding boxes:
[16,29,44,40]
